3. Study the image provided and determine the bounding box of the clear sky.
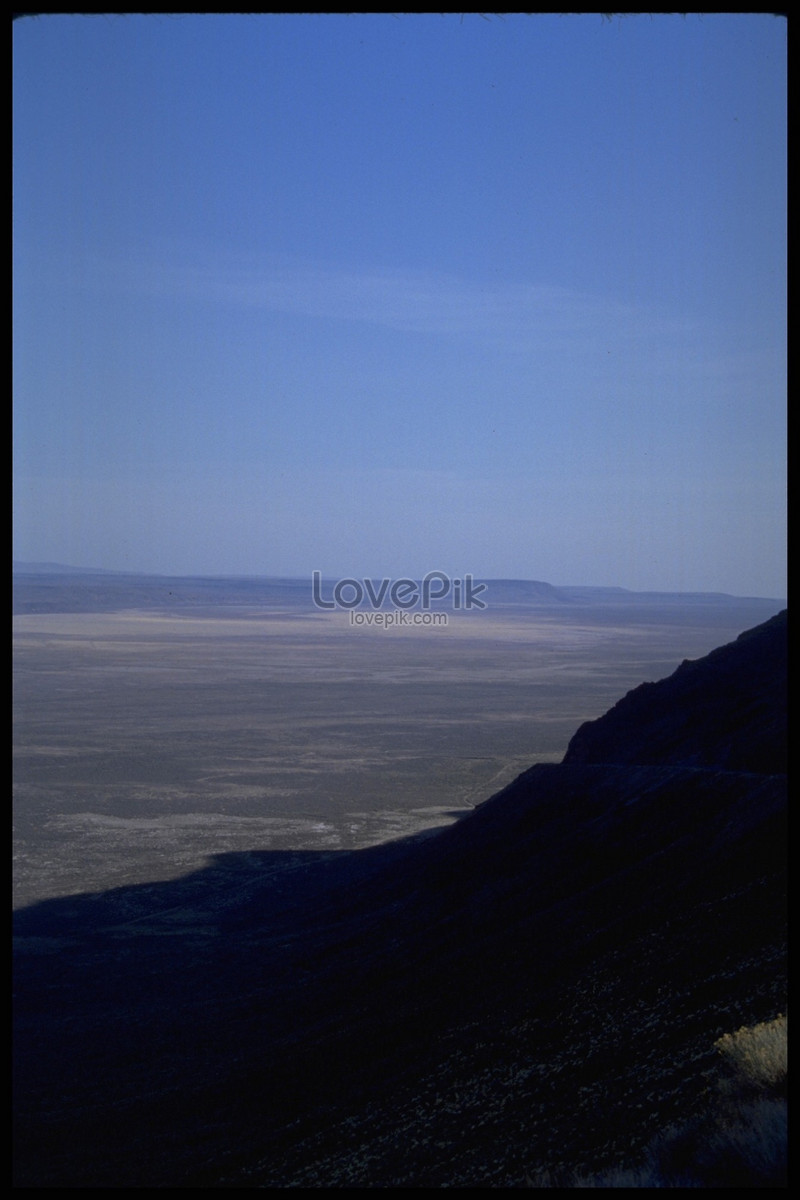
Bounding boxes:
[13,13,786,596]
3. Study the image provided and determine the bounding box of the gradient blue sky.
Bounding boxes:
[13,12,786,595]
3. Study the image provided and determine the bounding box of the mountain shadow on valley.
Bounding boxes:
[13,611,787,1187]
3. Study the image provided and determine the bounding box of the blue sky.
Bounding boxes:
[13,13,786,595]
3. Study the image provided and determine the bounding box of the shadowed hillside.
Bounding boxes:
[13,612,787,1187]
[564,609,787,773]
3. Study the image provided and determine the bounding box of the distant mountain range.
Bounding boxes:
[12,564,786,614]
[13,560,123,574]
[13,611,787,1186]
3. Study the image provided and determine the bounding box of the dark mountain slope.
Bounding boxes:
[13,613,787,1187]
[563,609,787,772]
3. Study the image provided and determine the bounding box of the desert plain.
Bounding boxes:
[12,574,784,913]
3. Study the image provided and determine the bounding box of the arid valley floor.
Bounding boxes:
[13,573,783,911]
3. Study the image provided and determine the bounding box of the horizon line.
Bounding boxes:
[11,561,787,605]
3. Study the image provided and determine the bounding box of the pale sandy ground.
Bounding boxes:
[13,601,780,909]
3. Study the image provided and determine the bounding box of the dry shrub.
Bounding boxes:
[715,1013,787,1093]
[527,1014,787,1188]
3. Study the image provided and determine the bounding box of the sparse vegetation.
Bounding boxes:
[527,1015,787,1188]
[716,1012,787,1093]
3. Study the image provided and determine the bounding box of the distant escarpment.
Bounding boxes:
[13,613,787,1188]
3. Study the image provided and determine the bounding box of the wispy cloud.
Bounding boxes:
[85,246,691,354]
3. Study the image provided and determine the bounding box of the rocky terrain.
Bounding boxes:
[13,611,787,1187]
